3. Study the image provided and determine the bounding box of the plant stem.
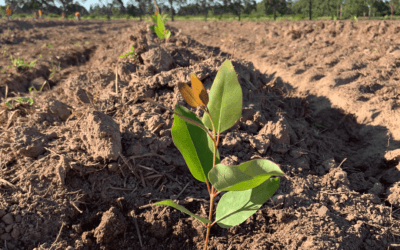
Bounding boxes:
[204,186,215,250]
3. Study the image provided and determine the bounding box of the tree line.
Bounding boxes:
[2,0,399,21]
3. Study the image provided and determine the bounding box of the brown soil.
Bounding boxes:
[0,18,400,250]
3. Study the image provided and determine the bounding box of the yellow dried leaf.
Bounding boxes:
[178,82,199,108]
[190,73,209,107]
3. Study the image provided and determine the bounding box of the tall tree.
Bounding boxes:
[133,0,148,20]
[264,0,288,20]
[113,0,126,14]
[165,0,186,21]
[195,0,214,20]
[229,0,254,20]
[56,0,74,12]
[243,0,257,14]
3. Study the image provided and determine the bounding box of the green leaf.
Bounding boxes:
[154,25,165,39]
[149,25,156,33]
[151,15,157,23]
[215,177,281,228]
[171,105,220,182]
[154,199,211,225]
[208,159,284,191]
[202,59,242,133]
[165,29,171,40]
[156,13,165,34]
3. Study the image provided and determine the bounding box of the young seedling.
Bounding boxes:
[1,85,44,109]
[148,1,171,44]
[49,61,61,78]
[119,46,139,58]
[3,46,8,55]
[146,59,284,250]
[10,56,37,70]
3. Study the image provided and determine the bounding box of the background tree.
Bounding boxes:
[365,0,375,16]
[133,0,148,20]
[264,0,289,20]
[164,0,186,21]
[195,0,214,20]
[56,0,74,13]
[243,0,257,14]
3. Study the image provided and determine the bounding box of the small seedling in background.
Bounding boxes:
[261,38,265,42]
[119,46,139,58]
[148,1,171,44]
[10,55,37,70]
[3,46,8,55]
[85,41,89,45]
[145,59,284,250]
[1,85,44,109]
[49,61,61,78]
[74,43,80,46]
[301,47,305,52]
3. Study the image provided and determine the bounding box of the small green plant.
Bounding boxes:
[147,59,284,250]
[48,44,53,48]
[373,47,378,52]
[0,69,6,74]
[353,15,358,22]
[148,1,171,43]
[2,85,44,109]
[10,56,37,70]
[49,61,61,78]
[3,46,8,55]
[301,46,305,52]
[261,38,265,42]
[74,42,80,46]
[85,41,89,45]
[119,46,139,58]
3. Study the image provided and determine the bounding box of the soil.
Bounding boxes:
[0,17,400,250]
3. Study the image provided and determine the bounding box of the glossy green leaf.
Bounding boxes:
[202,60,242,133]
[215,177,280,228]
[208,159,284,191]
[149,25,156,33]
[165,29,171,40]
[154,199,211,224]
[171,105,220,182]
[156,13,165,38]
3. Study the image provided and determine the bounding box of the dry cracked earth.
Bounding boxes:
[0,17,399,250]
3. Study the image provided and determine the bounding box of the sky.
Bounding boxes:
[0,0,264,11]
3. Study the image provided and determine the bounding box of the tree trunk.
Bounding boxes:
[170,0,174,21]
[273,7,276,20]
[309,0,312,20]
